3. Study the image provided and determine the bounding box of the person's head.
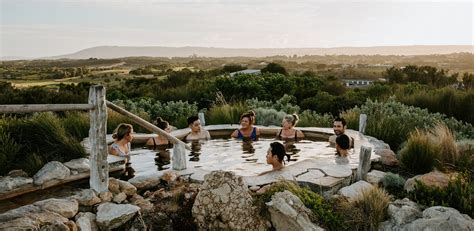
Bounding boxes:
[187,116,202,133]
[112,123,133,142]
[333,117,347,136]
[155,117,171,133]
[335,134,350,152]
[266,142,290,165]
[239,112,254,129]
[282,114,299,129]
[246,110,256,125]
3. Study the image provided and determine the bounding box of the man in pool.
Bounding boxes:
[328,117,354,149]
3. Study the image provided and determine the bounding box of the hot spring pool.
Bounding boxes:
[126,137,341,177]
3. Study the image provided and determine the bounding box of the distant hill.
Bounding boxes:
[48,45,473,59]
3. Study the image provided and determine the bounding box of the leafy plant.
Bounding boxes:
[381,172,406,198]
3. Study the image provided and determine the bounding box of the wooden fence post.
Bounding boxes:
[89,85,109,193]
[359,114,367,135]
[356,145,372,181]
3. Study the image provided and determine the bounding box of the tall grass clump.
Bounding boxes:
[456,139,474,174]
[4,113,86,175]
[399,129,440,174]
[298,110,334,127]
[253,108,286,126]
[253,180,344,230]
[207,102,248,125]
[0,120,21,175]
[430,123,459,168]
[352,187,391,230]
[61,111,90,141]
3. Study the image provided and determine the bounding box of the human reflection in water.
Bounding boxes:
[242,138,256,154]
[154,143,172,171]
[189,141,202,162]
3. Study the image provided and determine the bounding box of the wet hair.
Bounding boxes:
[240,112,254,125]
[270,142,290,163]
[112,123,133,140]
[187,116,199,126]
[336,134,350,150]
[334,117,347,127]
[284,114,299,126]
[246,110,256,125]
[154,117,169,130]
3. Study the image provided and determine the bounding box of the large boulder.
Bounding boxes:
[192,171,269,230]
[0,176,33,191]
[380,199,473,231]
[404,170,454,192]
[75,212,98,231]
[73,189,101,206]
[374,149,399,166]
[33,161,71,185]
[96,203,140,230]
[266,190,324,231]
[34,198,79,218]
[0,216,39,230]
[63,158,90,173]
[337,180,373,202]
[128,174,161,191]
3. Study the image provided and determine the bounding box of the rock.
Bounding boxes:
[65,220,78,231]
[33,161,71,185]
[256,184,273,195]
[75,212,98,231]
[130,194,154,212]
[379,199,473,231]
[99,191,113,202]
[161,170,179,184]
[0,204,41,222]
[266,190,324,231]
[96,203,140,230]
[374,149,399,166]
[192,171,269,230]
[127,211,172,231]
[128,174,161,190]
[0,216,39,230]
[34,198,79,218]
[404,170,454,192]
[366,170,386,185]
[0,176,33,191]
[108,178,120,194]
[73,189,101,206]
[40,221,69,231]
[63,158,90,173]
[118,179,137,196]
[338,180,373,202]
[113,192,127,204]
[367,136,390,150]
[249,185,260,192]
[8,169,29,177]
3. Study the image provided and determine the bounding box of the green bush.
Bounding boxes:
[207,102,248,125]
[246,94,300,114]
[253,108,286,126]
[61,112,90,141]
[253,180,344,230]
[381,172,406,197]
[399,129,440,174]
[298,110,334,127]
[0,122,21,175]
[407,172,473,217]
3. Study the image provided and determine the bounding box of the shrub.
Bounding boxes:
[253,180,344,230]
[246,94,300,114]
[61,111,90,141]
[207,102,248,125]
[430,123,459,169]
[0,123,21,175]
[399,129,440,174]
[298,110,334,127]
[381,172,406,198]
[253,108,286,126]
[353,187,391,231]
[456,139,474,174]
[407,172,473,217]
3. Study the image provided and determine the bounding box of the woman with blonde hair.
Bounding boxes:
[277,114,305,141]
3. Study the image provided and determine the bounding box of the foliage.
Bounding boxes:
[61,111,90,141]
[253,180,345,230]
[342,98,474,151]
[381,172,406,198]
[407,172,473,217]
[246,94,300,114]
[456,139,474,175]
[261,62,288,75]
[298,110,334,127]
[253,108,286,126]
[206,102,248,125]
[399,129,440,174]
[353,187,391,230]
[1,113,86,176]
[430,123,459,169]
[0,121,21,175]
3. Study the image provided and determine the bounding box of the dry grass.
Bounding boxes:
[429,122,459,168]
[353,187,391,231]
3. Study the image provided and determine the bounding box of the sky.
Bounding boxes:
[0,0,472,58]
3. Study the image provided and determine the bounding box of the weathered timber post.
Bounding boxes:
[356,145,372,181]
[89,85,109,193]
[198,112,206,126]
[359,114,367,135]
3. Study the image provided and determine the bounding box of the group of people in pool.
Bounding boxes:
[108,111,354,177]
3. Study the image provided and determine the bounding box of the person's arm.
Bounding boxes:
[255,127,260,136]
[231,129,238,138]
[145,137,155,146]
[205,130,211,140]
[109,145,119,156]
[297,130,305,139]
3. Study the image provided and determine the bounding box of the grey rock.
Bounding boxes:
[73,189,101,206]
[338,180,373,202]
[39,220,69,231]
[7,169,29,177]
[128,174,161,190]
[366,170,387,185]
[64,158,90,173]
[108,178,120,194]
[0,216,39,230]
[0,175,33,191]
[374,149,399,166]
[75,212,98,231]
[33,161,71,185]
[266,190,324,231]
[113,192,127,204]
[118,179,137,196]
[99,191,113,202]
[96,203,140,230]
[34,198,79,218]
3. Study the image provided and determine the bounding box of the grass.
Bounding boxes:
[352,187,391,231]
[399,129,440,174]
[207,102,248,125]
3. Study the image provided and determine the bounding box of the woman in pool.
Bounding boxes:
[146,117,172,148]
[277,114,305,141]
[109,123,135,179]
[260,142,290,175]
[185,116,211,141]
[231,112,260,141]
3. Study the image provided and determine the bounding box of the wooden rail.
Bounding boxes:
[0,104,94,113]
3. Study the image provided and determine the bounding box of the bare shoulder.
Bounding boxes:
[231,129,238,138]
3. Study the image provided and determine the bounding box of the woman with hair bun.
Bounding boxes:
[109,123,134,160]
[277,114,305,141]
[146,117,172,148]
[231,111,260,141]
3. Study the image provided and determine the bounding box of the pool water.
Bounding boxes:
[127,138,338,177]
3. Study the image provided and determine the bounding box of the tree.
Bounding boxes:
[261,62,288,76]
